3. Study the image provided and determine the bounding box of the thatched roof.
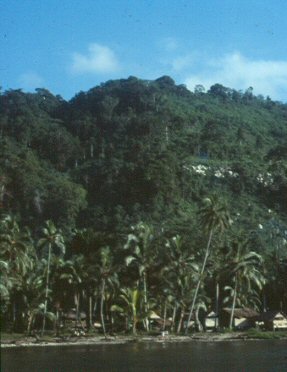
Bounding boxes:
[152,318,172,327]
[207,311,218,318]
[223,308,259,319]
[149,311,161,320]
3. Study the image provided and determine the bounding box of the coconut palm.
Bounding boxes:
[111,287,146,335]
[0,260,12,304]
[69,228,100,328]
[222,237,265,328]
[162,235,199,333]
[51,255,86,331]
[37,220,65,335]
[91,246,118,337]
[21,271,46,335]
[124,222,156,331]
[0,215,35,329]
[185,195,231,334]
[0,215,34,277]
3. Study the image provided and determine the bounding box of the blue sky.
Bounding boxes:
[1,0,287,101]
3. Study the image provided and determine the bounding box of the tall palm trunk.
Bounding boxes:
[195,307,203,332]
[100,279,106,338]
[171,304,177,333]
[177,308,185,334]
[215,282,219,329]
[185,229,213,334]
[263,291,267,312]
[229,274,238,329]
[143,271,149,331]
[12,300,16,330]
[55,310,60,336]
[42,243,51,336]
[132,314,137,335]
[88,295,93,330]
[74,291,80,327]
[27,312,33,335]
[162,301,167,331]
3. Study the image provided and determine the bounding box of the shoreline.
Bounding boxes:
[2,332,287,348]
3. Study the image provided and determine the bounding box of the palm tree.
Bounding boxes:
[69,228,101,329]
[0,215,35,329]
[22,271,46,335]
[162,235,199,333]
[111,287,146,335]
[223,237,265,329]
[92,246,118,337]
[185,195,231,334]
[0,260,12,304]
[0,215,34,277]
[124,222,156,331]
[51,255,86,331]
[37,220,65,335]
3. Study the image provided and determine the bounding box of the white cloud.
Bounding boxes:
[184,52,287,100]
[71,43,120,74]
[19,72,44,90]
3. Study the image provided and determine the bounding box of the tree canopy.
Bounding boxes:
[1,77,287,335]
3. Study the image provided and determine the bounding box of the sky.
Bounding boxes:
[1,0,287,101]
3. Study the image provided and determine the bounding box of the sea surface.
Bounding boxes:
[2,340,287,371]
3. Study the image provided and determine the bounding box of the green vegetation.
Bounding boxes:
[0,77,287,337]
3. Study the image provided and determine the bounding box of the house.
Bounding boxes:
[62,309,87,322]
[221,308,259,330]
[205,311,219,331]
[62,309,87,330]
[149,311,172,329]
[256,311,287,331]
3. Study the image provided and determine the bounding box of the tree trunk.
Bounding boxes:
[12,300,16,330]
[177,308,185,334]
[100,279,106,338]
[185,229,213,334]
[195,307,203,332]
[143,271,149,331]
[75,292,80,327]
[162,301,167,331]
[215,282,219,330]
[263,291,267,312]
[88,296,93,330]
[229,275,238,329]
[55,310,59,336]
[42,243,52,336]
[171,305,177,333]
[27,313,33,335]
[132,316,137,335]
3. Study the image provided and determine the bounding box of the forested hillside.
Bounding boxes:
[1,76,286,334]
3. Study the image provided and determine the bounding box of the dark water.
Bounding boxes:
[2,340,287,372]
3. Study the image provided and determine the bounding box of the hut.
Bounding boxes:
[62,310,87,330]
[221,308,259,330]
[256,311,287,331]
[62,310,87,321]
[149,311,172,330]
[149,311,161,321]
[205,311,219,331]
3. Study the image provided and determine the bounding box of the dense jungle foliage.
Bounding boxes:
[0,76,286,335]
